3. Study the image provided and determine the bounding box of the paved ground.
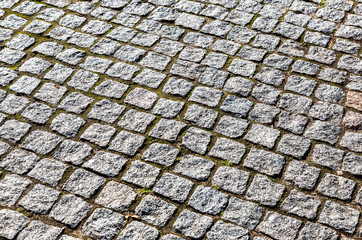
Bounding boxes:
[0,0,361,239]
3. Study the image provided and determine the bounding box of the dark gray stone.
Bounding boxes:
[135,195,177,226]
[318,201,360,234]
[222,197,263,230]
[121,160,160,188]
[281,190,320,219]
[153,173,194,203]
[50,194,91,228]
[173,209,213,239]
[188,185,228,215]
[244,148,285,176]
[174,155,214,181]
[27,158,68,186]
[82,208,125,240]
[245,174,285,206]
[257,212,302,240]
[19,184,60,214]
[212,166,250,195]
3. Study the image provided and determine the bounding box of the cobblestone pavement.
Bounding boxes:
[0,0,361,239]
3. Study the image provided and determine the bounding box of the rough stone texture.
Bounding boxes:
[0,209,29,239]
[117,221,159,240]
[188,185,228,215]
[82,208,125,240]
[206,220,249,240]
[153,173,194,203]
[27,158,67,186]
[0,0,360,238]
[318,201,360,234]
[212,166,250,195]
[181,127,211,154]
[53,140,92,165]
[342,153,362,176]
[0,174,31,206]
[281,190,321,219]
[297,222,338,240]
[277,134,311,159]
[19,184,60,214]
[243,148,285,176]
[174,155,214,181]
[121,160,160,188]
[222,197,263,230]
[95,181,137,212]
[142,143,179,166]
[83,151,127,177]
[17,221,62,240]
[284,160,320,190]
[246,174,285,206]
[50,194,91,228]
[244,124,280,149]
[173,209,213,239]
[311,144,345,170]
[317,174,356,200]
[340,132,362,153]
[304,120,342,144]
[135,195,177,226]
[0,149,39,175]
[208,137,246,164]
[257,212,302,240]
[62,169,105,198]
[109,130,145,156]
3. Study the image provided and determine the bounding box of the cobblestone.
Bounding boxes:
[0,0,360,238]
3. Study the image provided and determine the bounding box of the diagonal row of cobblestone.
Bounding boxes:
[0,0,361,239]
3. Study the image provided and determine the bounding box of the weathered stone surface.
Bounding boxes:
[188,185,228,215]
[96,181,137,211]
[0,149,39,175]
[0,0,360,238]
[284,160,320,190]
[28,158,67,186]
[109,131,145,156]
[0,209,29,239]
[83,151,126,177]
[135,195,177,226]
[117,221,159,240]
[243,148,285,176]
[257,212,302,240]
[153,173,193,203]
[212,166,249,195]
[246,174,285,206]
[82,208,125,240]
[244,124,280,149]
[311,144,345,170]
[318,201,360,234]
[174,155,214,181]
[19,184,60,214]
[142,143,179,166]
[297,222,338,240]
[317,173,356,200]
[206,220,249,240]
[50,194,91,228]
[0,174,31,206]
[121,160,160,188]
[173,209,213,239]
[222,197,263,230]
[17,221,62,240]
[63,169,105,198]
[281,190,320,219]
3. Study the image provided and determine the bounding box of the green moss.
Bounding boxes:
[213,185,221,191]
[139,187,152,195]
[220,160,233,167]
